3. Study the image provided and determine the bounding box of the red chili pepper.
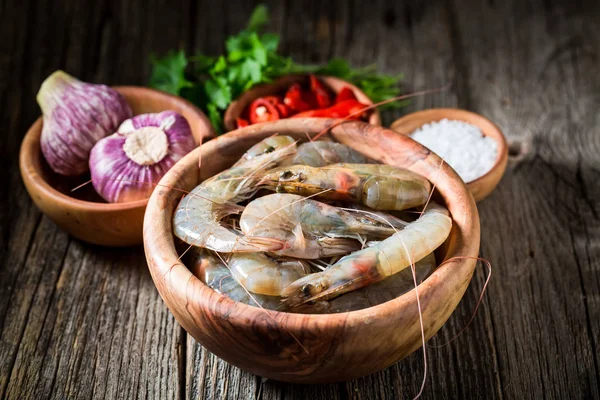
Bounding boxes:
[334,86,358,103]
[248,97,280,124]
[309,75,332,108]
[283,83,317,112]
[236,118,249,128]
[276,103,291,118]
[262,96,282,106]
[291,100,369,119]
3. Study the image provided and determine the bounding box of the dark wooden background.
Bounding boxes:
[1,0,599,399]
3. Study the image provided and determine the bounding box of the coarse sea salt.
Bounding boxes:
[410,118,498,183]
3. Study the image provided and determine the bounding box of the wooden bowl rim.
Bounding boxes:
[144,118,480,331]
[223,74,381,131]
[390,108,508,187]
[19,86,213,213]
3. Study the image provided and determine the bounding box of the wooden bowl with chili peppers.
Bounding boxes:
[223,74,381,131]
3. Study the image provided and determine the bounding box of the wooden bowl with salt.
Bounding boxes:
[143,118,480,383]
[391,108,508,202]
[19,87,214,247]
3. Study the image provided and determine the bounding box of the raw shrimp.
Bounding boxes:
[173,142,296,252]
[234,135,297,166]
[240,193,401,259]
[188,249,329,312]
[280,202,452,306]
[259,163,432,211]
[325,252,436,313]
[187,249,282,309]
[228,252,311,296]
[280,141,374,167]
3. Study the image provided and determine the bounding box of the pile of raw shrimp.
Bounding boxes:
[173,135,452,313]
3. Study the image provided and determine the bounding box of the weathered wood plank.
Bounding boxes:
[452,0,600,398]
[1,243,182,400]
[0,0,188,398]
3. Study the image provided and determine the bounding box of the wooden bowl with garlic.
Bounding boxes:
[20,72,214,246]
[143,118,480,383]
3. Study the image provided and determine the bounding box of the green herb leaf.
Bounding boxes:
[260,33,279,52]
[246,4,269,32]
[149,50,193,95]
[239,58,262,83]
[212,56,228,74]
[205,77,232,109]
[189,53,217,75]
[248,33,267,65]
[206,103,223,135]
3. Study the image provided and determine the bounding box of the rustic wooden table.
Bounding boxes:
[1,0,599,399]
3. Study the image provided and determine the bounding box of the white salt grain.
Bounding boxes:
[410,118,498,182]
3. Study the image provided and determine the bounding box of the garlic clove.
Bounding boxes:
[37,70,132,176]
[89,111,195,203]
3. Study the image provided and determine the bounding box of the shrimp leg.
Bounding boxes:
[280,202,452,306]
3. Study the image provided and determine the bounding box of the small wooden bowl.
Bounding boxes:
[390,108,508,202]
[144,118,480,383]
[223,74,381,131]
[19,86,214,247]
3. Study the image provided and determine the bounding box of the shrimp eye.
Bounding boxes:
[264,145,275,154]
[280,170,295,181]
[302,284,313,297]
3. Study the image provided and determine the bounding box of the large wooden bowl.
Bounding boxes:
[223,74,381,131]
[19,86,214,246]
[391,108,508,202]
[143,118,480,383]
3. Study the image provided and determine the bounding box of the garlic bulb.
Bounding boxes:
[89,111,196,203]
[37,70,132,176]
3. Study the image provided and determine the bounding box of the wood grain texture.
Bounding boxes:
[0,0,599,398]
[0,0,187,398]
[452,0,600,398]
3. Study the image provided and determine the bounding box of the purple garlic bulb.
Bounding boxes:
[89,111,196,203]
[36,70,132,176]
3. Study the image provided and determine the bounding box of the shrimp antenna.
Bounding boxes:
[311,83,452,141]
[429,256,492,348]
[396,237,428,400]
[420,157,445,217]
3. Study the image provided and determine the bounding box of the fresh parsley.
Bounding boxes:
[149,5,404,133]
